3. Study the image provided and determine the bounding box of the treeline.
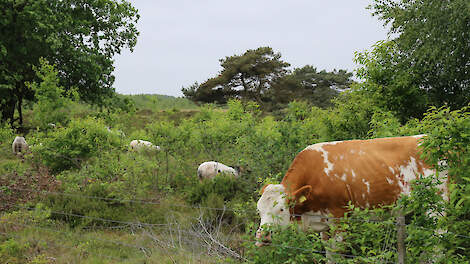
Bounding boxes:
[183,0,470,123]
[182,47,353,111]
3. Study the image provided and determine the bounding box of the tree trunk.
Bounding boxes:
[17,93,23,126]
[1,97,17,126]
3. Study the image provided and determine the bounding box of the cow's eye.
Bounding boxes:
[280,209,284,212]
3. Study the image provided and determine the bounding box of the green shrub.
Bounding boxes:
[43,150,170,227]
[328,205,397,263]
[322,88,382,141]
[32,117,122,172]
[244,223,326,264]
[27,58,75,129]
[0,123,14,145]
[0,238,29,263]
[399,105,470,262]
[187,175,250,205]
[367,110,401,138]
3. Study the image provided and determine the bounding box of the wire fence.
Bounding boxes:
[1,141,467,264]
[2,184,466,263]
[7,186,402,222]
[2,204,397,264]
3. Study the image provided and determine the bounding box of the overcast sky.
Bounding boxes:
[113,1,389,97]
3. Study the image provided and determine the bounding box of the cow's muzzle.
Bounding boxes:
[255,229,272,247]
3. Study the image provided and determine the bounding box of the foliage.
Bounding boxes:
[321,88,381,141]
[125,94,197,111]
[183,47,290,105]
[354,41,427,122]
[0,123,13,144]
[0,238,28,263]
[0,205,51,263]
[2,94,469,262]
[269,66,353,110]
[45,151,179,227]
[31,117,122,172]
[396,105,470,262]
[360,0,470,121]
[245,223,327,264]
[27,58,75,129]
[101,95,136,114]
[187,175,250,205]
[328,205,397,263]
[0,0,139,125]
[183,48,353,111]
[367,110,402,138]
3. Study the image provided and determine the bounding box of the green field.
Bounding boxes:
[1,95,468,263]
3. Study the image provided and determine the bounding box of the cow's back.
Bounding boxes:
[282,136,434,217]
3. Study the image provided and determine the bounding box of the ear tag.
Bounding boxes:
[299,195,307,203]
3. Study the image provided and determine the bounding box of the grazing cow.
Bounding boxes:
[129,140,160,151]
[12,136,29,155]
[256,135,447,246]
[197,161,240,180]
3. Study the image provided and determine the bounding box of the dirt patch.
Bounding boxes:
[0,164,59,212]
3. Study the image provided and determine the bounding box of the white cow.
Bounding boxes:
[12,136,29,155]
[129,140,160,151]
[106,126,125,137]
[197,161,239,180]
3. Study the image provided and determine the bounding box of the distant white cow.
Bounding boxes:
[197,161,239,180]
[129,140,160,151]
[106,126,125,137]
[12,136,29,155]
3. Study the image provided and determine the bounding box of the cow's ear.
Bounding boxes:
[292,185,312,205]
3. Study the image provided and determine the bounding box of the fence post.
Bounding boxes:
[397,214,406,264]
[166,150,170,185]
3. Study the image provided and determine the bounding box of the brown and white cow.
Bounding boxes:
[256,135,447,246]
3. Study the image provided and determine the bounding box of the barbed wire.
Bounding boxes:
[8,186,399,223]
[13,204,168,228]
[5,204,401,263]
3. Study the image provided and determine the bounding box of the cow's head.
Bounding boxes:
[256,183,312,246]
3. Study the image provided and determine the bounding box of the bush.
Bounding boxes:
[399,105,470,262]
[187,175,250,205]
[42,149,171,227]
[27,58,75,129]
[32,117,122,172]
[244,223,326,264]
[328,205,397,263]
[0,123,14,145]
[0,238,28,263]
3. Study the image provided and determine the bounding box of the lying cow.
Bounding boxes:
[12,136,29,156]
[256,135,447,246]
[197,161,240,180]
[129,140,160,151]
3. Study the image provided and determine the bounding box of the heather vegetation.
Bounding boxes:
[1,0,469,263]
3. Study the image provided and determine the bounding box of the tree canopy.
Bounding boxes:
[183,47,353,109]
[0,0,139,125]
[269,66,352,109]
[358,0,470,121]
[183,47,290,105]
